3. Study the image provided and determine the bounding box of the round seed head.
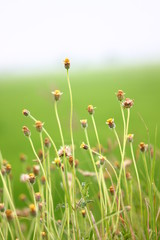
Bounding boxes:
[35,121,43,132]
[64,58,70,70]
[80,119,88,128]
[87,105,95,115]
[22,126,31,137]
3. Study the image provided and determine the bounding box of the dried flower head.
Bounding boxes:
[139,142,148,153]
[80,142,88,150]
[33,165,40,176]
[5,164,11,174]
[126,172,132,181]
[41,176,46,185]
[54,158,61,167]
[20,174,30,183]
[87,105,95,115]
[19,194,27,202]
[127,134,134,143]
[116,90,125,101]
[22,126,31,137]
[81,209,86,218]
[52,90,63,101]
[44,138,51,148]
[28,173,36,184]
[99,156,105,165]
[109,186,115,195]
[106,118,116,129]
[20,153,27,162]
[122,98,134,109]
[22,109,30,117]
[5,209,13,221]
[0,203,5,212]
[80,119,88,128]
[35,192,41,202]
[29,204,36,216]
[64,58,70,70]
[35,121,44,132]
[58,145,72,157]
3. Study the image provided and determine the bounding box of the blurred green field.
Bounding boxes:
[0,64,160,210]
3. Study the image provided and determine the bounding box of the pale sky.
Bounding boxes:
[0,0,160,72]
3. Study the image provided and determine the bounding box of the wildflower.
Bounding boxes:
[1,168,6,176]
[26,165,31,173]
[33,165,40,176]
[5,209,13,221]
[38,149,44,161]
[127,134,134,143]
[0,203,5,212]
[126,172,132,181]
[106,118,116,129]
[57,219,62,225]
[139,142,148,153]
[80,142,88,150]
[2,159,7,166]
[80,119,88,128]
[28,173,36,184]
[22,126,31,137]
[41,232,47,239]
[109,186,115,195]
[64,58,70,70]
[61,163,64,172]
[52,90,63,101]
[20,174,30,183]
[35,192,41,202]
[87,105,95,115]
[75,159,79,168]
[5,164,11,174]
[54,158,61,167]
[41,176,46,185]
[38,202,43,212]
[22,109,30,117]
[35,121,43,132]
[20,153,27,162]
[44,137,51,148]
[81,209,86,218]
[116,90,125,101]
[19,194,27,202]
[29,204,36,216]
[58,145,72,157]
[114,161,120,169]
[122,98,134,109]
[99,156,105,165]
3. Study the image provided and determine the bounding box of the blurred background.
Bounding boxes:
[0,0,160,205]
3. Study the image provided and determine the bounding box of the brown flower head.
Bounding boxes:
[22,126,31,137]
[126,172,132,181]
[87,105,95,115]
[22,109,30,117]
[5,209,13,221]
[80,142,88,150]
[35,192,41,202]
[35,121,43,132]
[139,142,148,153]
[44,138,51,148]
[109,185,115,195]
[20,153,27,162]
[80,119,88,128]
[64,58,70,70]
[122,98,134,109]
[52,90,63,101]
[33,165,40,176]
[106,118,116,129]
[5,164,11,174]
[28,173,36,184]
[116,90,125,101]
[99,156,105,165]
[41,176,46,185]
[69,155,73,167]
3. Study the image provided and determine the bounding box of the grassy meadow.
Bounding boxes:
[0,64,160,238]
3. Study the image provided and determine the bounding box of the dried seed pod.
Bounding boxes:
[22,126,31,137]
